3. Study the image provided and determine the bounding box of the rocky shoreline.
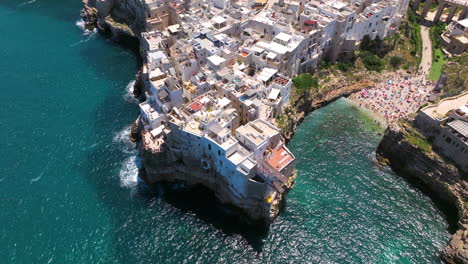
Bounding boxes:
[279,72,393,143]
[377,120,468,264]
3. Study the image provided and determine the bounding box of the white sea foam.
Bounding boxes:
[119,155,141,188]
[113,125,136,154]
[114,124,142,190]
[18,0,37,7]
[75,19,97,36]
[123,80,138,104]
[30,174,42,183]
[69,19,97,47]
[30,161,49,183]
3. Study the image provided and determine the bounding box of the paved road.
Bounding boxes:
[419,26,432,77]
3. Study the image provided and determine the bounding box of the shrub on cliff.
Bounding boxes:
[336,62,354,72]
[359,51,385,72]
[389,56,404,68]
[292,74,319,96]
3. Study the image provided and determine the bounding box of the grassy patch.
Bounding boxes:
[429,47,445,80]
[406,132,432,153]
[429,23,447,81]
[405,129,432,153]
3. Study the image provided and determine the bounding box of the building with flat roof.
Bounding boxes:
[417,92,468,172]
[442,18,468,55]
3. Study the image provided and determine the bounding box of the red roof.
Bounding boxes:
[304,20,317,25]
[188,100,204,112]
[267,146,294,171]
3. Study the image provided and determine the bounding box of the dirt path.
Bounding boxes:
[419,26,432,77]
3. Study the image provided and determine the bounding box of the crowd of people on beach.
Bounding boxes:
[349,72,435,124]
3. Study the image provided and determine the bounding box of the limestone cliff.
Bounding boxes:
[377,120,468,264]
[81,0,146,42]
[135,127,284,225]
[280,81,372,142]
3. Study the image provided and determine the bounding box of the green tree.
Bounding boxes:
[359,51,385,72]
[336,62,353,71]
[389,56,404,68]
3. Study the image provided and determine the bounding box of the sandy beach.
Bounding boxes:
[345,97,388,127]
[348,72,435,126]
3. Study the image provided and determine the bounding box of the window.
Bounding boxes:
[218,150,221,156]
[208,144,211,150]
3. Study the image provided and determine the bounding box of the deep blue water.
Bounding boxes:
[0,1,449,263]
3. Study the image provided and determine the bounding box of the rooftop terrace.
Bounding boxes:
[267,146,294,171]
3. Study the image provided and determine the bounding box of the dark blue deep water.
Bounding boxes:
[0,1,449,263]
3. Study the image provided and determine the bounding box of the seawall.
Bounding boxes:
[376,120,468,264]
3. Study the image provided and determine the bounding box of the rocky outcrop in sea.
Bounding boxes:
[377,120,468,264]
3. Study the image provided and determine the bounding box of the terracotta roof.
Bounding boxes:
[304,20,317,25]
[267,146,294,171]
[188,100,204,112]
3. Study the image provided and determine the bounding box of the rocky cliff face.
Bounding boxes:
[136,133,276,225]
[81,0,146,43]
[377,120,468,264]
[280,80,373,142]
[279,70,397,143]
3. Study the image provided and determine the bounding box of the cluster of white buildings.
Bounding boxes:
[131,0,410,221]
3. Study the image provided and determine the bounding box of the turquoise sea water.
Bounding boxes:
[0,1,450,263]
